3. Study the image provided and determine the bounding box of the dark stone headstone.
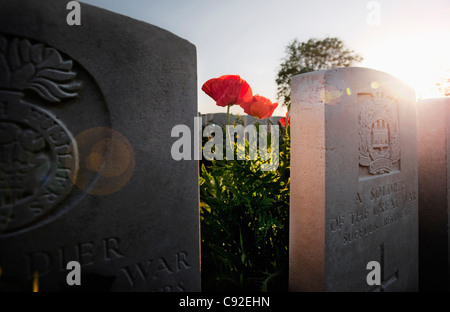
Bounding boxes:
[0,0,200,292]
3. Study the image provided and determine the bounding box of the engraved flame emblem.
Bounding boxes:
[0,36,81,102]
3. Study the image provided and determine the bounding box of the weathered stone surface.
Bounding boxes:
[0,0,199,291]
[289,67,418,292]
[417,97,450,291]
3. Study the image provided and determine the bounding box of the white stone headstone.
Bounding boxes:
[289,67,418,292]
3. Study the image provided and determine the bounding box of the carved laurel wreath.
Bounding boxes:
[0,36,80,102]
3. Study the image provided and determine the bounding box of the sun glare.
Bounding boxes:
[361,33,450,99]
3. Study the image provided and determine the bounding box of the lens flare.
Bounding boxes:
[68,127,135,196]
[33,271,38,292]
[320,88,343,105]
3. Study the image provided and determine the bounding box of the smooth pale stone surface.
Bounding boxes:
[417,97,450,291]
[290,67,418,292]
[0,0,199,291]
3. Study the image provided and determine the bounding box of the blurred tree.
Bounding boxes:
[276,37,363,107]
[436,76,450,97]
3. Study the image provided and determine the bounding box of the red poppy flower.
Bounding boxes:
[201,75,253,107]
[240,95,278,119]
[280,110,290,127]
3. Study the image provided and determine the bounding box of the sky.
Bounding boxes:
[80,0,450,116]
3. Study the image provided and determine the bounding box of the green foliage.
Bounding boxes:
[276,37,363,107]
[200,124,290,291]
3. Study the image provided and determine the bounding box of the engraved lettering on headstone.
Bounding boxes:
[27,251,52,278]
[176,251,191,271]
[340,181,416,245]
[103,237,124,260]
[25,237,124,275]
[120,251,192,290]
[120,260,153,288]
[76,242,94,266]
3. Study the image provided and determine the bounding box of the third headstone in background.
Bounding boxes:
[417,97,450,292]
[290,67,418,291]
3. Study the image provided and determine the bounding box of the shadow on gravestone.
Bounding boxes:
[417,97,450,292]
[0,0,200,292]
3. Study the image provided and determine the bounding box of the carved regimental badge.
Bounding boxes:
[0,36,80,233]
[358,92,400,175]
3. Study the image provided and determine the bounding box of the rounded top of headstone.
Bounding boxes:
[290,66,415,108]
[0,0,196,72]
[417,97,450,105]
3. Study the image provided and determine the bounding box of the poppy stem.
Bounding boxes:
[226,105,230,125]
